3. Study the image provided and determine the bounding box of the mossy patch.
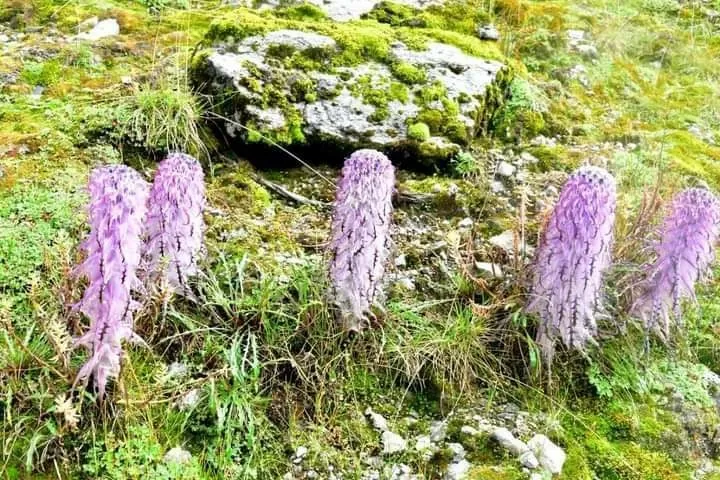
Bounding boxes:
[391,61,427,84]
[407,122,430,141]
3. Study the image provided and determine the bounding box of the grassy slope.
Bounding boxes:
[1,0,720,478]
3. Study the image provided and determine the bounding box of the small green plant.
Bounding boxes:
[493,77,548,139]
[20,60,62,86]
[407,122,431,141]
[83,425,204,480]
[142,0,189,14]
[117,83,208,156]
[451,151,484,177]
[391,62,427,84]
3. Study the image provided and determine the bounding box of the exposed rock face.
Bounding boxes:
[226,0,446,21]
[193,28,508,167]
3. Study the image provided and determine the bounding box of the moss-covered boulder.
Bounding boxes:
[192,19,509,168]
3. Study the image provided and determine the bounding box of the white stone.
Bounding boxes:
[475,262,504,279]
[177,389,200,410]
[304,0,445,21]
[576,44,598,58]
[293,445,308,463]
[429,420,447,442]
[78,16,99,31]
[567,29,586,43]
[477,24,500,41]
[444,460,471,480]
[395,254,407,267]
[389,463,415,480]
[496,160,516,177]
[396,277,416,291]
[365,407,390,432]
[382,431,407,454]
[519,151,539,164]
[519,450,540,469]
[447,443,466,462]
[166,362,188,379]
[489,231,515,252]
[460,425,479,436]
[491,427,529,456]
[163,447,192,464]
[527,434,566,475]
[77,19,119,41]
[458,217,473,229]
[415,435,433,451]
[490,180,505,193]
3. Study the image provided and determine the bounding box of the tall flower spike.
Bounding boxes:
[74,165,150,400]
[526,165,617,365]
[329,149,395,332]
[632,188,720,342]
[145,153,206,296]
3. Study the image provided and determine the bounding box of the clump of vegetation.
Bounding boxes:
[493,77,548,139]
[4,0,720,478]
[391,61,427,84]
[408,122,431,141]
[117,83,209,157]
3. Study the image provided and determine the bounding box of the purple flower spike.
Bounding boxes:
[145,153,206,296]
[526,165,617,364]
[632,188,720,341]
[74,165,150,400]
[329,149,395,332]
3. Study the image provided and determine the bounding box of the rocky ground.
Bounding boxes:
[3,0,720,479]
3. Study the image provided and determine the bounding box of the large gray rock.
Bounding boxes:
[227,0,445,21]
[490,427,529,456]
[527,434,566,475]
[194,29,507,166]
[382,431,408,454]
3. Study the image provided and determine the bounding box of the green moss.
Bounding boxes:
[561,444,593,479]
[526,145,576,173]
[289,75,317,102]
[665,130,720,187]
[274,2,327,21]
[584,437,683,480]
[493,77,547,139]
[368,107,390,122]
[350,74,406,122]
[425,29,504,61]
[412,110,441,133]
[388,81,410,102]
[417,139,460,160]
[391,62,427,84]
[408,122,431,141]
[266,43,298,60]
[205,12,271,44]
[444,120,469,144]
[211,169,272,216]
[20,60,62,87]
[363,1,417,26]
[0,182,83,293]
[419,81,447,103]
[466,465,524,480]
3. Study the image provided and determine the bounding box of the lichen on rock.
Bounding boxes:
[191,9,509,168]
